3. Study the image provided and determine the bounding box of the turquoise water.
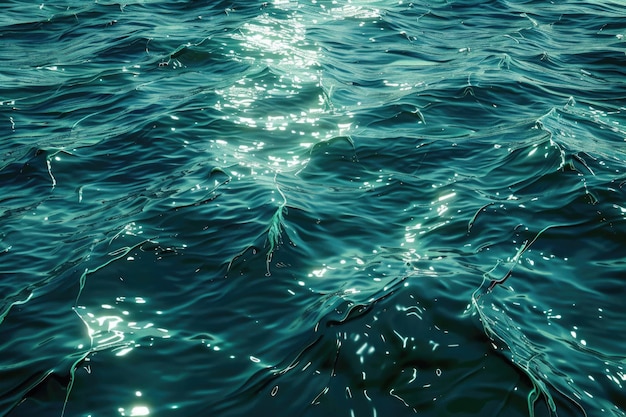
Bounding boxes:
[1,1,626,416]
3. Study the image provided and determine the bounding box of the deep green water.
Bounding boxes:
[1,1,626,416]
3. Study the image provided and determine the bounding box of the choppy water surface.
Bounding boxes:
[1,1,626,416]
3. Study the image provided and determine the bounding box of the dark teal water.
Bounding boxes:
[2,1,626,416]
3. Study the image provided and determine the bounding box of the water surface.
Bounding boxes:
[1,1,626,416]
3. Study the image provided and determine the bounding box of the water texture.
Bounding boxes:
[1,0,626,416]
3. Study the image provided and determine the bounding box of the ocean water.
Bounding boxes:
[1,0,626,416]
